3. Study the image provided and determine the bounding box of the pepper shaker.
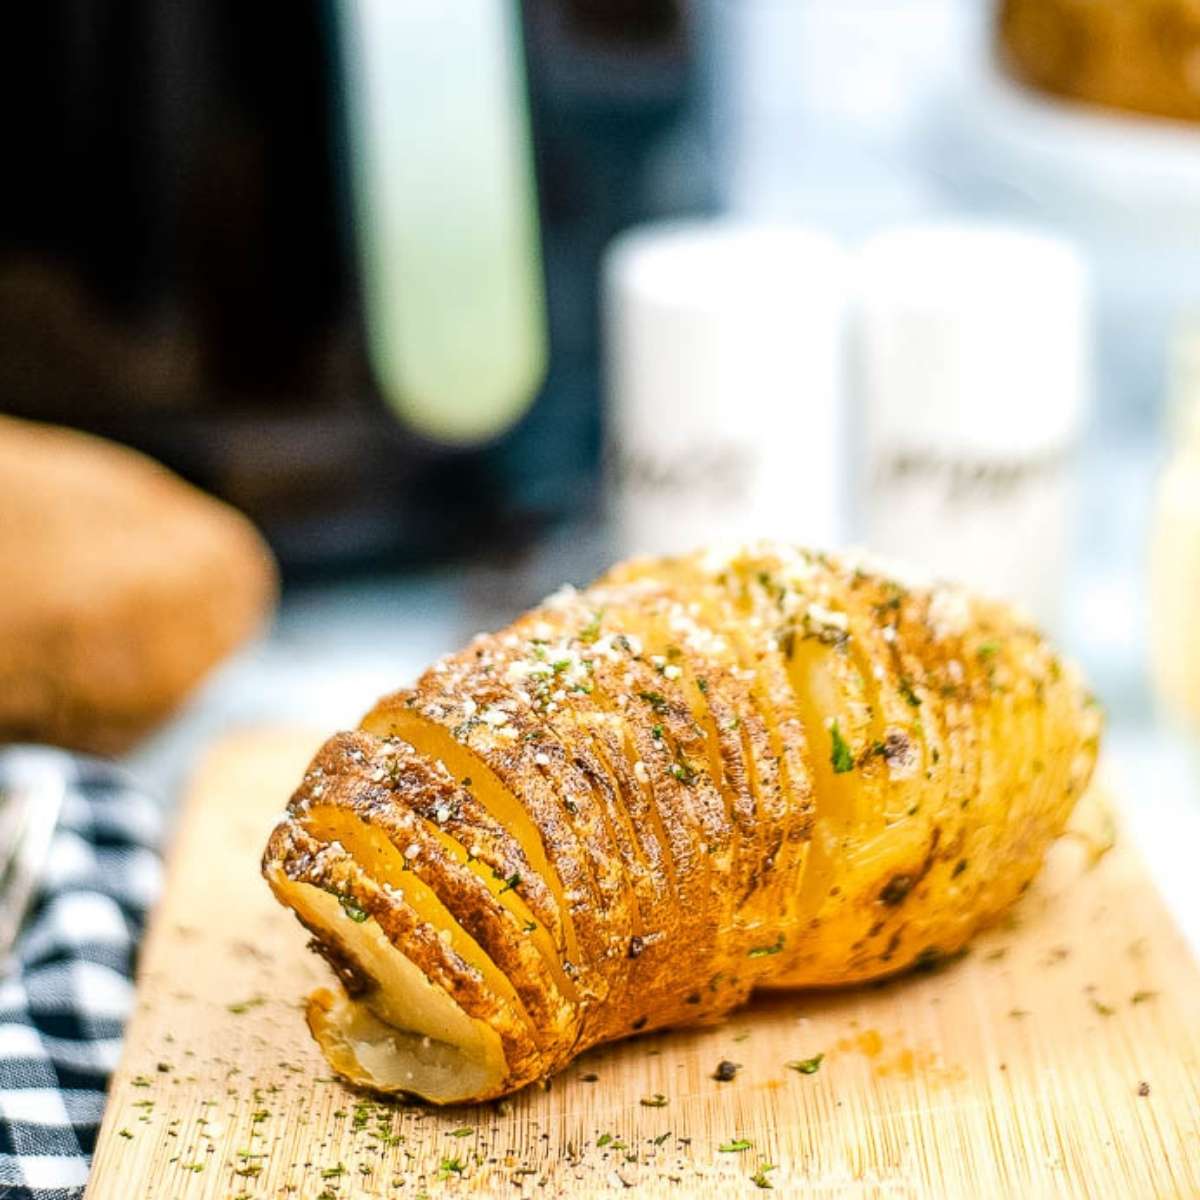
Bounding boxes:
[855,224,1091,629]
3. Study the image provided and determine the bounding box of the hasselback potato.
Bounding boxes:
[263,543,1100,1103]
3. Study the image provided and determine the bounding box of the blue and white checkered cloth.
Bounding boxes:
[0,755,162,1200]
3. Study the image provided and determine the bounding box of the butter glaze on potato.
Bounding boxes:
[262,543,1101,1103]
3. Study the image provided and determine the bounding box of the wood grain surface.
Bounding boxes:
[86,728,1200,1199]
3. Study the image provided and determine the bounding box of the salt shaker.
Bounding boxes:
[855,224,1091,630]
[603,221,847,557]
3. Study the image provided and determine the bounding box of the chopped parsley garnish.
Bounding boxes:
[669,760,696,785]
[497,872,521,895]
[447,1127,473,1138]
[880,874,914,906]
[751,1162,777,1189]
[748,935,784,959]
[830,721,855,774]
[227,996,266,1015]
[638,691,668,713]
[719,1138,753,1153]
[579,610,604,643]
[437,1156,465,1178]
[597,1133,613,1148]
[898,677,922,708]
[339,894,368,923]
[697,678,709,693]
[786,1053,824,1075]
[976,641,1001,660]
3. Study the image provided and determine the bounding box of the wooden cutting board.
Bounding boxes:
[87,728,1200,1199]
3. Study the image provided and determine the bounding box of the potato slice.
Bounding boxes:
[372,671,633,1023]
[263,826,536,1102]
[363,697,578,964]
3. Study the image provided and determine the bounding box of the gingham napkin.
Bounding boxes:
[0,755,162,1200]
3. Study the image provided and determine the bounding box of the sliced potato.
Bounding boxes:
[264,541,1101,1102]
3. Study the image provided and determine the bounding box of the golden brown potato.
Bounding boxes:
[263,543,1100,1103]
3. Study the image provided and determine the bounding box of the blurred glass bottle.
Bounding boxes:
[1150,323,1200,737]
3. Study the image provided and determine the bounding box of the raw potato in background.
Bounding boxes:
[0,416,277,754]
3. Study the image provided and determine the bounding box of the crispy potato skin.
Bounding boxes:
[263,543,1101,1101]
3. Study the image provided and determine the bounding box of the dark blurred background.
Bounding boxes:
[2,0,706,570]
